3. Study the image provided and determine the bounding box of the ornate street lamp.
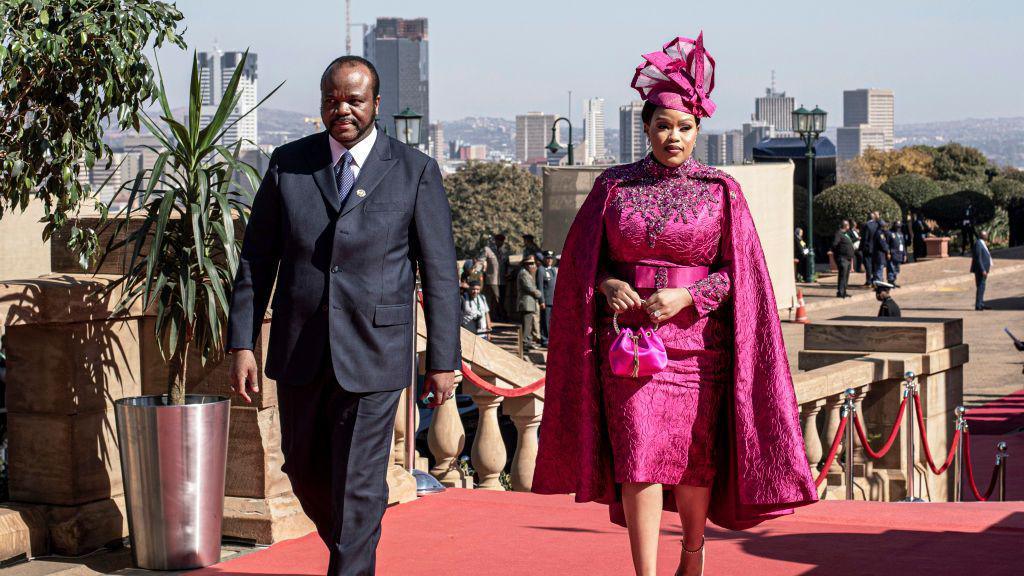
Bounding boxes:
[545,117,574,166]
[793,104,827,282]
[394,107,422,148]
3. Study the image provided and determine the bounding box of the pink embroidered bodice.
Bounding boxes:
[599,155,735,382]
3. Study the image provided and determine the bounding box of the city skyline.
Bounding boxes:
[156,0,1023,133]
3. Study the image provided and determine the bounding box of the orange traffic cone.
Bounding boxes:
[793,289,809,324]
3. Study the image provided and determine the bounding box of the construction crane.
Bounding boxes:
[345,0,368,55]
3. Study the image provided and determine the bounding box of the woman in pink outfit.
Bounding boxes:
[532,34,818,576]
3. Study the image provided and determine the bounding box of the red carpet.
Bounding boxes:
[193,490,1024,576]
[966,389,1024,435]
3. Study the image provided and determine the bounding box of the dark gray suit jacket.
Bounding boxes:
[227,130,461,391]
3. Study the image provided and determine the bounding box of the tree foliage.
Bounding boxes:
[989,178,1024,209]
[921,190,996,229]
[0,0,184,261]
[931,143,990,182]
[444,162,542,259]
[839,147,935,187]
[102,52,280,405]
[812,184,901,237]
[880,173,943,212]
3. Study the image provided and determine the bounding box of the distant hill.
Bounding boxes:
[895,117,1024,168]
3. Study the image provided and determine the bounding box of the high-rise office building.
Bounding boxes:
[755,87,794,134]
[198,50,258,149]
[706,133,727,166]
[842,88,894,151]
[742,119,774,163]
[428,122,446,162]
[836,125,887,161]
[364,17,429,147]
[582,98,605,165]
[725,130,744,165]
[619,101,646,164]
[693,132,709,164]
[515,112,558,164]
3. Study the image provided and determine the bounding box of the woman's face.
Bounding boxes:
[645,107,699,167]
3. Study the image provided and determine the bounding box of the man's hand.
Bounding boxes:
[420,370,456,409]
[229,349,260,403]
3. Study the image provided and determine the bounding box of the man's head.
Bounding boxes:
[873,280,894,301]
[522,256,537,270]
[493,232,506,246]
[320,56,380,147]
[523,234,536,245]
[872,211,880,221]
[840,220,850,232]
[979,230,989,241]
[542,250,555,267]
[795,227,803,239]
[468,280,482,297]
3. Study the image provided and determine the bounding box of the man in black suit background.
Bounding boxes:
[831,220,855,298]
[227,56,460,575]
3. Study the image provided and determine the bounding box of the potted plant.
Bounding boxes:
[103,51,279,570]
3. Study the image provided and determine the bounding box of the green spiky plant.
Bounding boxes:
[102,51,281,405]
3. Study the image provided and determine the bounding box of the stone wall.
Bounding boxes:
[541,161,796,308]
[0,199,50,279]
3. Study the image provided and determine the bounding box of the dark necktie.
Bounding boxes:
[334,151,354,208]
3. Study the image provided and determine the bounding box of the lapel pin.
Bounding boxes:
[355,189,366,197]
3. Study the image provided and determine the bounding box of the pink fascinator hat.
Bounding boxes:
[631,32,717,118]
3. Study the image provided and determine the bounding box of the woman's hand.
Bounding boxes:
[600,278,644,313]
[644,288,694,323]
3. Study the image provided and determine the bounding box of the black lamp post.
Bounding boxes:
[792,104,827,282]
[394,107,422,148]
[545,117,574,166]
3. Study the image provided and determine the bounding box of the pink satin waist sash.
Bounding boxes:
[613,263,709,289]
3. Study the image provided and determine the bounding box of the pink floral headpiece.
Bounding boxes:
[631,33,717,118]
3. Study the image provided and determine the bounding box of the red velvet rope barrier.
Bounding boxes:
[814,413,848,488]
[913,394,961,475]
[461,361,545,398]
[963,429,1000,502]
[852,396,907,460]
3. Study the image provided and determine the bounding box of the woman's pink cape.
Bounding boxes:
[531,165,818,529]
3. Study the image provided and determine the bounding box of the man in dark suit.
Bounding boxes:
[970,230,993,310]
[871,219,891,286]
[227,56,460,576]
[831,220,855,298]
[536,250,558,345]
[859,211,879,285]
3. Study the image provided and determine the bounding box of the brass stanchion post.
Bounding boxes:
[843,388,857,501]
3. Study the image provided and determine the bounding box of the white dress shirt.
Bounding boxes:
[328,126,377,178]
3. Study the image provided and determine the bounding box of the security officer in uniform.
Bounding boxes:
[874,280,902,318]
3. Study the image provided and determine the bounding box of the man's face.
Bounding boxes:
[523,260,537,271]
[544,257,554,267]
[321,63,380,147]
[494,236,505,247]
[875,291,887,302]
[470,285,481,297]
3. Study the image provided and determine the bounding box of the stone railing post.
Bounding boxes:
[427,377,471,488]
[801,399,826,473]
[468,386,507,491]
[503,396,543,492]
[824,394,846,475]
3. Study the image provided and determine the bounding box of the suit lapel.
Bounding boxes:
[309,131,341,214]
[339,133,397,218]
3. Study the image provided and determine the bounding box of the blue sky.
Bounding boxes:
[157,0,1023,131]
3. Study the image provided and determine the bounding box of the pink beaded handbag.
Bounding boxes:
[608,313,668,378]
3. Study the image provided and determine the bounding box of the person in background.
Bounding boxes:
[536,250,559,346]
[461,255,486,291]
[970,230,993,311]
[483,233,509,321]
[517,255,544,350]
[461,280,491,339]
[874,280,901,318]
[887,220,907,286]
[860,212,879,285]
[911,211,930,261]
[850,218,863,274]
[871,219,891,286]
[794,227,810,282]
[960,203,976,256]
[522,234,544,262]
[831,220,855,298]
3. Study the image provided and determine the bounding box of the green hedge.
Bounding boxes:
[880,174,943,212]
[812,184,901,236]
[921,190,996,228]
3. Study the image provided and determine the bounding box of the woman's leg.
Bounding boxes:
[671,484,711,576]
[622,482,664,576]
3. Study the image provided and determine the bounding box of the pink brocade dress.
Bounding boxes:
[598,155,734,487]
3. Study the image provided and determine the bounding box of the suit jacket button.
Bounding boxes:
[320,304,329,312]
[331,265,341,273]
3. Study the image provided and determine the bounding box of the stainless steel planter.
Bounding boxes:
[114,395,230,570]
